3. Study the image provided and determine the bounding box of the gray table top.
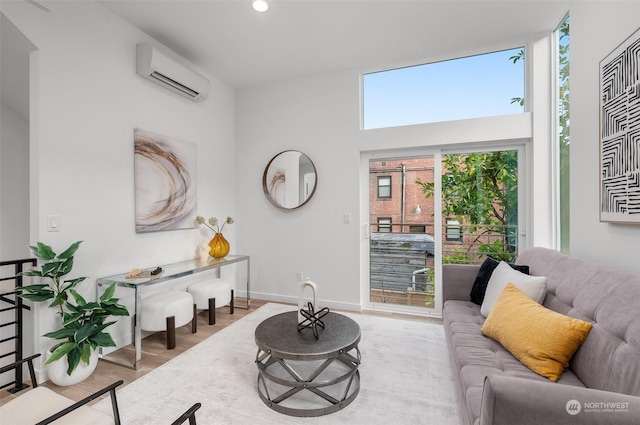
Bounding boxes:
[254,311,361,360]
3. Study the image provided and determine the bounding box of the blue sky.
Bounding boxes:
[363,48,525,129]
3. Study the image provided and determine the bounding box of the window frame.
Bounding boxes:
[554,13,570,253]
[377,176,392,199]
[445,218,462,242]
[377,217,392,233]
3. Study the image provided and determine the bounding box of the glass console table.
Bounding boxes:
[96,255,250,370]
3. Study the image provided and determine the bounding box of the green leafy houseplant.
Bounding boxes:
[17,241,129,375]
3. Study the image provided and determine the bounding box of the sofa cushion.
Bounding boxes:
[480,261,547,317]
[469,257,529,305]
[481,283,593,382]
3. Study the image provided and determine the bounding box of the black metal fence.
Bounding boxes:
[1,258,36,393]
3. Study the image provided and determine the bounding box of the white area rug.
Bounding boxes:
[95,303,460,425]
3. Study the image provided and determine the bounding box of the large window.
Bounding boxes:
[556,16,570,253]
[363,48,525,130]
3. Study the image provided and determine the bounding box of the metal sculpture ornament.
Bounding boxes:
[297,279,330,339]
[298,301,330,339]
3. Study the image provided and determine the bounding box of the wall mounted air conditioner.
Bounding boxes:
[136,43,210,102]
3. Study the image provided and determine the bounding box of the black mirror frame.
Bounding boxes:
[262,150,317,210]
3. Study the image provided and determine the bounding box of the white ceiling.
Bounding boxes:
[97,0,571,90]
[2,0,570,121]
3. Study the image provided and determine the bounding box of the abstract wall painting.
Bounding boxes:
[134,128,197,233]
[600,27,640,223]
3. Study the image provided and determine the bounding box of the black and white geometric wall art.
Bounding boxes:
[134,128,197,233]
[600,26,640,223]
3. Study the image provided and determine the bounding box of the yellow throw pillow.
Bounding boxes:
[481,283,592,382]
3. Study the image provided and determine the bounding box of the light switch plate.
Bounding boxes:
[47,215,60,232]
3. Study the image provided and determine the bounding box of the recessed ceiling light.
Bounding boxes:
[252,0,269,12]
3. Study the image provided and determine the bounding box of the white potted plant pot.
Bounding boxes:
[46,347,99,386]
[16,241,128,387]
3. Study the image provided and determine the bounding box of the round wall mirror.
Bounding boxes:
[263,150,317,210]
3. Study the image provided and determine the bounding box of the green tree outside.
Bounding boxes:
[416,150,518,263]
[558,18,570,253]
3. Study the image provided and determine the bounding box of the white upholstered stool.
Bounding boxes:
[187,278,234,325]
[141,290,196,349]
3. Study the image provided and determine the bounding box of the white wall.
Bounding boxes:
[0,13,33,383]
[0,103,31,386]
[1,11,33,261]
[236,67,536,311]
[570,1,640,272]
[0,1,235,378]
[0,103,30,260]
[236,70,363,311]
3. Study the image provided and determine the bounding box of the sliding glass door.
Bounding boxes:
[368,156,436,309]
[365,147,524,316]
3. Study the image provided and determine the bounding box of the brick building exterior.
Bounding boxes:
[369,158,435,233]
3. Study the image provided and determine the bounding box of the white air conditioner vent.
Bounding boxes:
[136,43,210,102]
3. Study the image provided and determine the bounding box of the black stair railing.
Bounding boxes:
[0,258,37,393]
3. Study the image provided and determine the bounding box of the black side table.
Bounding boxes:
[254,311,361,417]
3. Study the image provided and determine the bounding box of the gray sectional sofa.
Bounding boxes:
[443,247,640,425]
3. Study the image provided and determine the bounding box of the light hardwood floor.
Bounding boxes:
[1,298,440,407]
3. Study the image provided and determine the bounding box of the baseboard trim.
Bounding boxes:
[248,291,362,313]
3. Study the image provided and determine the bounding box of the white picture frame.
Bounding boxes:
[599,27,640,224]
[134,128,197,233]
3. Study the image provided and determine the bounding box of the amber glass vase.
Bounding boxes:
[208,233,230,258]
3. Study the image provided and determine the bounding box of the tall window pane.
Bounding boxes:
[363,48,525,130]
[557,16,570,253]
[378,176,391,198]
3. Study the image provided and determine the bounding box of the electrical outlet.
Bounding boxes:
[296,271,304,282]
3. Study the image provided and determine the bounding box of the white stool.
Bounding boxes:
[187,278,234,325]
[141,290,196,349]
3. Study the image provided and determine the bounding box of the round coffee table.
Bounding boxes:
[254,311,361,417]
